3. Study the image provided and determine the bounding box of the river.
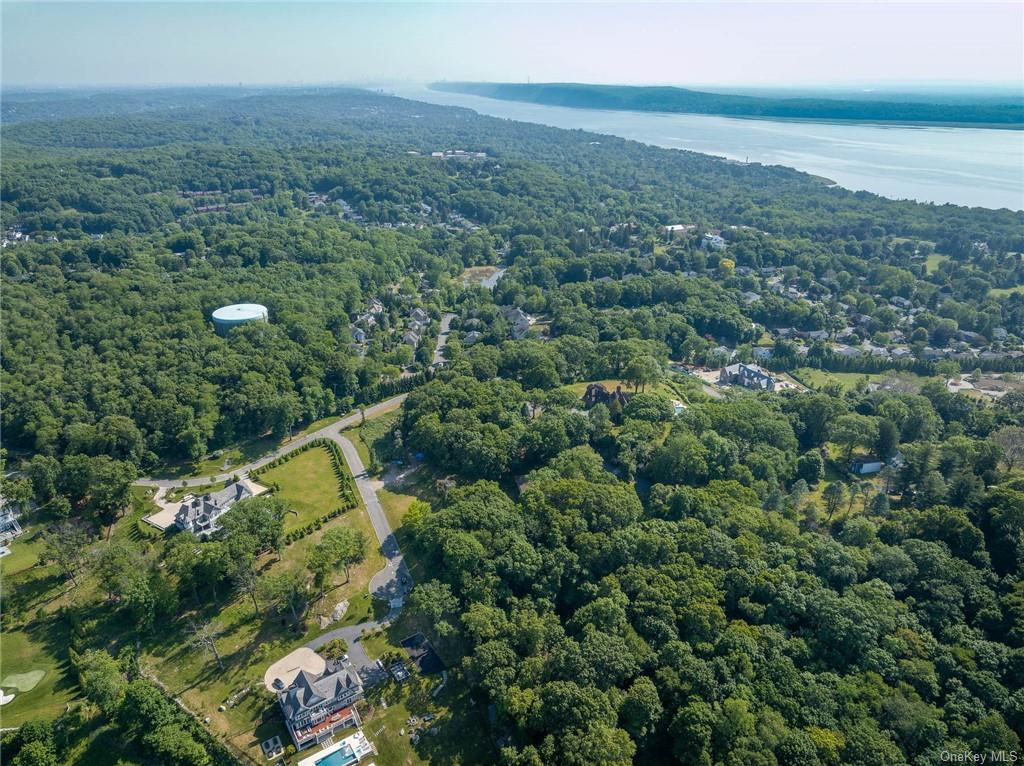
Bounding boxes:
[388,85,1024,211]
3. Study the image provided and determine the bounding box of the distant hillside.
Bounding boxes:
[431,82,1024,127]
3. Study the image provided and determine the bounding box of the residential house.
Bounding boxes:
[350,326,367,344]
[403,330,421,347]
[850,457,884,475]
[891,347,913,360]
[501,306,534,340]
[709,345,737,361]
[0,502,24,544]
[701,233,727,251]
[993,327,1008,342]
[719,363,777,391]
[752,346,774,361]
[664,223,695,240]
[175,481,253,538]
[463,330,483,346]
[832,344,863,358]
[890,296,913,310]
[367,298,385,315]
[805,329,830,342]
[275,664,364,751]
[742,291,762,305]
[410,307,430,325]
[354,312,378,329]
[581,383,631,409]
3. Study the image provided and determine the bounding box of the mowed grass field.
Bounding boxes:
[261,445,350,531]
[0,627,77,727]
[145,445,386,763]
[793,367,932,393]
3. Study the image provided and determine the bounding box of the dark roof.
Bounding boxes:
[280,667,362,720]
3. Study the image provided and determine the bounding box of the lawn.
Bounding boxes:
[0,522,48,578]
[0,626,78,727]
[566,378,679,400]
[989,284,1024,298]
[925,252,950,274]
[260,446,352,532]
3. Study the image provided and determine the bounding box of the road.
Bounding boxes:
[136,394,408,488]
[306,432,411,686]
[431,312,456,367]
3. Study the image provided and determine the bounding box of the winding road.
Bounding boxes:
[137,394,415,686]
[306,432,411,686]
[139,322,457,683]
[136,394,408,489]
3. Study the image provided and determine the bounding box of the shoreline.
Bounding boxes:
[428,86,1024,132]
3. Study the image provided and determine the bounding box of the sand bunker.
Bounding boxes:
[2,670,45,692]
[0,691,15,705]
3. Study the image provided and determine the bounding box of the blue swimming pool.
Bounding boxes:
[314,745,356,766]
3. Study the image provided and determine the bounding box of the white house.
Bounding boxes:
[850,458,884,475]
[175,482,255,538]
[274,662,365,751]
[702,233,727,251]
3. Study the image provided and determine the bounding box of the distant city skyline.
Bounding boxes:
[2,2,1021,90]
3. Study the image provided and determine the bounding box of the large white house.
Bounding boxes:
[274,662,365,751]
[0,501,24,544]
[719,363,778,392]
[175,481,253,537]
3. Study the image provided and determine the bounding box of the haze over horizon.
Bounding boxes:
[2,1,1022,91]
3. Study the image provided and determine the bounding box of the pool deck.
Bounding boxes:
[297,730,375,766]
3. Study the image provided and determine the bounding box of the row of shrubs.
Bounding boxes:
[354,369,430,405]
[283,506,351,545]
[250,438,361,547]
[250,438,359,508]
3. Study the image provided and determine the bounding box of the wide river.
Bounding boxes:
[390,85,1024,211]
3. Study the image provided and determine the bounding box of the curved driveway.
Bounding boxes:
[306,432,411,686]
[138,394,415,686]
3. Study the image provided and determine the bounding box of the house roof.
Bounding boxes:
[280,666,362,719]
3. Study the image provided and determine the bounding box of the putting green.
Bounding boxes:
[1,670,45,692]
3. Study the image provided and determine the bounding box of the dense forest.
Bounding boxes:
[2,87,1024,766]
[432,82,1024,127]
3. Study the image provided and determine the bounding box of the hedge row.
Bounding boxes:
[251,438,361,547]
[283,506,351,545]
[354,369,430,405]
[251,439,358,509]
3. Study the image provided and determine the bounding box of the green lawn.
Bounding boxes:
[0,626,77,727]
[925,252,949,274]
[989,284,1024,298]
[565,378,679,400]
[260,446,351,532]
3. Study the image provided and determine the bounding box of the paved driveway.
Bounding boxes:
[306,432,411,686]
[137,394,407,489]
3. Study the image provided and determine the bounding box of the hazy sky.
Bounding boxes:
[2,1,1022,89]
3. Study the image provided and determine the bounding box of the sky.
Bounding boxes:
[2,1,1022,90]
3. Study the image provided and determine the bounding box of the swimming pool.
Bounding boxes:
[314,745,356,766]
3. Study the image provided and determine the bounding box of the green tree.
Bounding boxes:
[72,648,126,717]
